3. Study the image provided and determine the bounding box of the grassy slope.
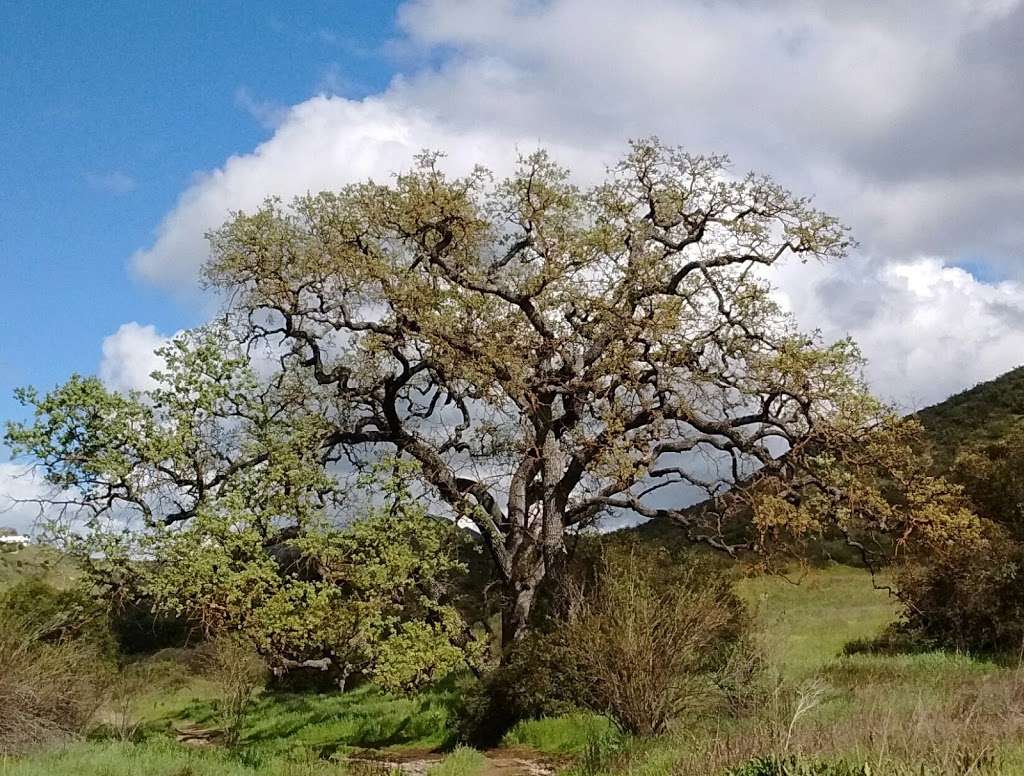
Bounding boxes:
[737,566,900,678]
[0,544,72,589]
[915,364,1024,464]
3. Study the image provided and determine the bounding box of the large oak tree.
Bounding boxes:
[7,140,975,649]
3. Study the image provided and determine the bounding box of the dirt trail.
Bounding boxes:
[346,748,557,776]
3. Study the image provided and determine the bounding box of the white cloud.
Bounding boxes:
[98,322,173,393]
[775,257,1024,408]
[0,462,50,535]
[125,0,1024,408]
[130,95,608,291]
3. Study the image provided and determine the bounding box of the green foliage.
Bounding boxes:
[887,425,1024,655]
[888,523,1024,654]
[0,577,116,657]
[138,468,476,691]
[950,425,1024,535]
[6,330,477,690]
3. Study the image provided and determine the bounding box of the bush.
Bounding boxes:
[563,544,754,736]
[889,522,1024,654]
[455,542,756,744]
[452,629,580,746]
[0,578,116,657]
[202,634,268,746]
[0,607,108,753]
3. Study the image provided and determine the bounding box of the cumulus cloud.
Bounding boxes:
[125,0,1024,407]
[775,257,1024,408]
[98,322,174,393]
[393,0,1024,265]
[130,96,608,290]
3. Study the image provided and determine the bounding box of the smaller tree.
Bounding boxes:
[205,634,268,746]
[6,329,480,690]
[950,426,1024,536]
[888,427,1024,654]
[133,465,478,691]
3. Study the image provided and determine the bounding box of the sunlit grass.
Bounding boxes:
[736,565,900,677]
[427,746,487,776]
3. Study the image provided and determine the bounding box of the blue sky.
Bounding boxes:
[0,1,401,422]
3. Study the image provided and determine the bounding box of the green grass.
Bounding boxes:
[503,712,615,755]
[0,545,72,589]
[736,565,900,678]
[0,740,343,776]
[139,679,458,757]
[427,746,487,776]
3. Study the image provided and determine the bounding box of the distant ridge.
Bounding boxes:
[915,365,1024,465]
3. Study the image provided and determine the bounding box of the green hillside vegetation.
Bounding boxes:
[0,543,72,588]
[915,365,1024,464]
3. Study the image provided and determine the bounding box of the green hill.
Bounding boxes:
[914,365,1024,465]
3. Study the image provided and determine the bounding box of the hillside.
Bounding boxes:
[914,365,1024,465]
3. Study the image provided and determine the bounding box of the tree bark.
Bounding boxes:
[500,573,542,649]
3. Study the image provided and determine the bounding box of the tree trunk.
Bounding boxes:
[500,580,538,650]
[499,545,552,650]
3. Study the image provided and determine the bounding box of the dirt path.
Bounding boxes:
[345,748,557,776]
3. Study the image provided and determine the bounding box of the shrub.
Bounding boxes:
[0,578,116,657]
[885,427,1024,655]
[452,629,580,746]
[456,542,756,744]
[0,607,107,753]
[889,522,1024,654]
[203,634,268,746]
[563,544,755,736]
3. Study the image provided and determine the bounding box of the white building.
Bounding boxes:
[0,535,30,546]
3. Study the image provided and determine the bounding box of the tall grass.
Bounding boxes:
[0,740,345,776]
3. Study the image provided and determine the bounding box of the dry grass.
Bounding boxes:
[0,610,107,754]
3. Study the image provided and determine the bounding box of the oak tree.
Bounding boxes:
[7,140,976,650]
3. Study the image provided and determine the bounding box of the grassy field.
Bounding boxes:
[5,564,1024,775]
